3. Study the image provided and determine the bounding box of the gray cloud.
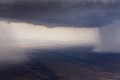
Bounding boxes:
[0,0,120,53]
[0,0,120,27]
[95,20,120,53]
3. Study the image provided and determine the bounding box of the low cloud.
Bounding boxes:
[0,0,120,27]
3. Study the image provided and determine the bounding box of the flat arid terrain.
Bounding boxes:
[0,48,120,80]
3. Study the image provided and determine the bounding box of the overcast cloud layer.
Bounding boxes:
[0,0,120,27]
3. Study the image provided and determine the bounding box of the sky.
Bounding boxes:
[0,0,120,53]
[0,20,99,62]
[0,21,99,48]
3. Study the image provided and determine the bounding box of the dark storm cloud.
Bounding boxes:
[0,0,120,27]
